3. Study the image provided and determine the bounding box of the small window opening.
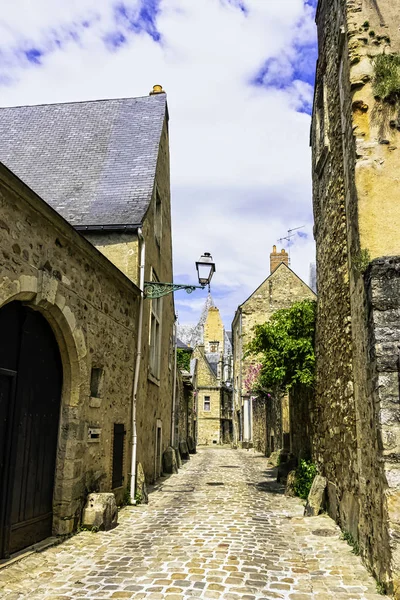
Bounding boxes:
[90,367,103,398]
[204,396,211,412]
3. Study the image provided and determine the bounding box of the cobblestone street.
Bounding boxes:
[0,448,386,600]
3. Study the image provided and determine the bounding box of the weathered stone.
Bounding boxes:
[179,441,190,460]
[285,470,297,497]
[162,446,178,474]
[187,436,196,454]
[304,476,327,517]
[81,493,118,531]
[277,457,297,485]
[268,451,281,467]
[174,446,182,468]
[136,462,148,504]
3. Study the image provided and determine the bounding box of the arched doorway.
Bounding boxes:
[0,302,63,558]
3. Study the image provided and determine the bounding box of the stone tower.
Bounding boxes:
[312,0,400,594]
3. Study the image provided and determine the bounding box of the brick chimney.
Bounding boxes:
[270,245,289,273]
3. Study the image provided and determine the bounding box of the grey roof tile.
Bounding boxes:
[0,94,167,226]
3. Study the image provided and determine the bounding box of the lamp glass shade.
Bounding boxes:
[196,253,216,286]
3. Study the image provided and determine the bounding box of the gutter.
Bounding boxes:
[75,224,140,233]
[130,228,145,505]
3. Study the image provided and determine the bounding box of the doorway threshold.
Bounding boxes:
[0,536,61,570]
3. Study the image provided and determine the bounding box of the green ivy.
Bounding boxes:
[294,459,317,500]
[245,300,316,393]
[177,348,191,371]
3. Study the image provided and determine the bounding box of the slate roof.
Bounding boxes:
[0,94,167,227]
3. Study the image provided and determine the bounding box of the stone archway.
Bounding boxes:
[0,272,88,543]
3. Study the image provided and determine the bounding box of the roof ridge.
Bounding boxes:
[0,94,166,110]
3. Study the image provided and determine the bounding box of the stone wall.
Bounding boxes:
[313,0,400,593]
[0,164,139,535]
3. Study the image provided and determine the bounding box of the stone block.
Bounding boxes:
[285,470,297,497]
[81,493,118,531]
[179,441,190,460]
[304,475,327,517]
[163,446,178,474]
[136,462,148,504]
[187,436,196,454]
[174,446,182,468]
[277,457,297,485]
[327,481,339,521]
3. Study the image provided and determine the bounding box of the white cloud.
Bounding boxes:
[0,0,317,328]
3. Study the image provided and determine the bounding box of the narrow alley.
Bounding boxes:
[0,448,384,600]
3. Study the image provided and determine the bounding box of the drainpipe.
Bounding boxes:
[239,309,243,443]
[171,319,178,448]
[130,228,145,505]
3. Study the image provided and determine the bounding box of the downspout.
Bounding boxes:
[239,308,243,442]
[171,319,178,448]
[130,228,145,505]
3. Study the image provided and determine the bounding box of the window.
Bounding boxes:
[204,396,211,412]
[90,367,103,398]
[209,341,219,353]
[149,273,162,379]
[155,190,162,247]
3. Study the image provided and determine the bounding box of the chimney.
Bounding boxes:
[270,245,289,273]
[149,84,166,95]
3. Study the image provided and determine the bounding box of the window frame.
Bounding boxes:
[204,396,211,412]
[149,270,163,381]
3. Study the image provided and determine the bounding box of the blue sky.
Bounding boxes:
[0,0,317,328]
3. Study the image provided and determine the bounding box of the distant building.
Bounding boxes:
[231,246,316,453]
[178,296,233,445]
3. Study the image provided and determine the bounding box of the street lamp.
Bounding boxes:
[144,252,216,299]
[196,252,216,287]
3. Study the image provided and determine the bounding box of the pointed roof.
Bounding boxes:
[177,293,215,348]
[0,94,167,228]
[238,262,315,310]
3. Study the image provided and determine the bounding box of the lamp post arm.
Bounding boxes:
[144,282,205,299]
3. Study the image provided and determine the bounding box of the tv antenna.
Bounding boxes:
[277,226,306,265]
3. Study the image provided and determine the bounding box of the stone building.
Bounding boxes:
[0,88,175,557]
[312,0,400,593]
[179,296,233,445]
[231,246,316,453]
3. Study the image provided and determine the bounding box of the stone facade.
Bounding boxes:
[0,164,139,539]
[84,115,175,484]
[232,253,316,449]
[312,0,400,593]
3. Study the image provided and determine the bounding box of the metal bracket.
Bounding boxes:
[144,282,205,299]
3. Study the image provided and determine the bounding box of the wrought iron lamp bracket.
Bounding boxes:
[144,282,206,299]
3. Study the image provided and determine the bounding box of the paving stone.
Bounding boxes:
[0,448,391,599]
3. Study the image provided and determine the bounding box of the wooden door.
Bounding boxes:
[0,302,62,558]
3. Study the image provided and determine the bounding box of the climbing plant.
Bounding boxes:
[373,54,400,101]
[177,348,191,372]
[245,299,316,393]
